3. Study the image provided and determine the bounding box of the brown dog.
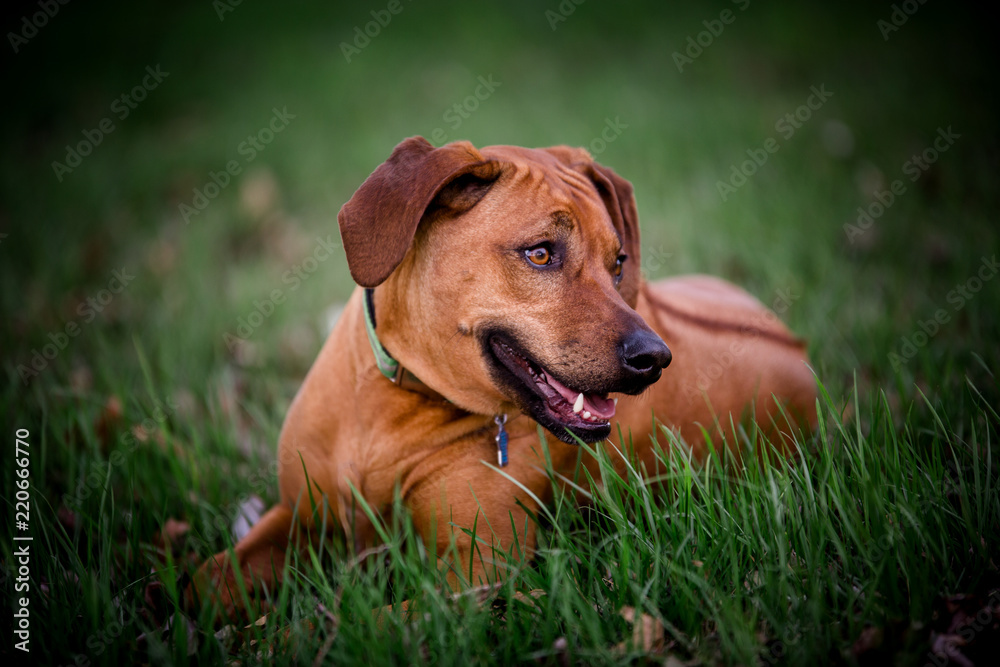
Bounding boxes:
[192,137,817,615]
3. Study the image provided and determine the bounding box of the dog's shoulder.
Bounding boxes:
[642,275,802,345]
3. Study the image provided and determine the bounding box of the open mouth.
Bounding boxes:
[488,335,616,443]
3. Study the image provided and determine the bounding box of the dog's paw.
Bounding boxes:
[185,551,260,624]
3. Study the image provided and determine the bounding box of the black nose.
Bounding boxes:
[619,329,671,384]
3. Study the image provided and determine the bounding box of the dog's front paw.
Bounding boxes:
[185,550,263,624]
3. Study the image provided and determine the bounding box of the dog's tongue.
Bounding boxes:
[544,373,616,420]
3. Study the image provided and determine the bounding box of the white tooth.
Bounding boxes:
[583,410,591,419]
[573,393,584,414]
[614,398,619,405]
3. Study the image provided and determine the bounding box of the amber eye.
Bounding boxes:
[525,245,551,266]
[614,255,625,278]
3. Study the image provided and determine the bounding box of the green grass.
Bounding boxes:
[2,0,999,664]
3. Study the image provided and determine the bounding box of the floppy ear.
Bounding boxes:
[338,136,505,287]
[588,163,642,308]
[542,147,643,308]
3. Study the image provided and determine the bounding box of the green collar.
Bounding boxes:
[362,288,449,401]
[364,287,401,382]
[362,287,508,466]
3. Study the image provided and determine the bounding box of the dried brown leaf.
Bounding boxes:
[850,625,883,658]
[94,395,124,448]
[617,606,666,655]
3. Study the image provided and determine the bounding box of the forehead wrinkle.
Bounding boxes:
[591,218,622,264]
[550,211,574,233]
[499,154,592,203]
[492,165,571,240]
[513,162,561,203]
[578,206,622,269]
[541,163,598,205]
[539,166,622,262]
[559,176,621,260]
[502,158,620,259]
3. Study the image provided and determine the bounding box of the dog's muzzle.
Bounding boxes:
[618,329,672,391]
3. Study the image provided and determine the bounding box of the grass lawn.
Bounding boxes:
[2,0,999,664]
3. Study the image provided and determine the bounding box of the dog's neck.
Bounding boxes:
[363,287,401,382]
[362,287,449,401]
[362,287,511,467]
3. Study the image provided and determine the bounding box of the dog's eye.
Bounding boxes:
[614,255,626,278]
[525,245,552,266]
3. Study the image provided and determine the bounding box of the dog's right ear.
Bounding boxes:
[338,136,505,287]
[541,146,643,309]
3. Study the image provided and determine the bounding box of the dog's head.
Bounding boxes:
[338,137,670,443]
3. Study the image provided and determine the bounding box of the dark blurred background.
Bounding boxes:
[1,0,998,426]
[2,4,999,662]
